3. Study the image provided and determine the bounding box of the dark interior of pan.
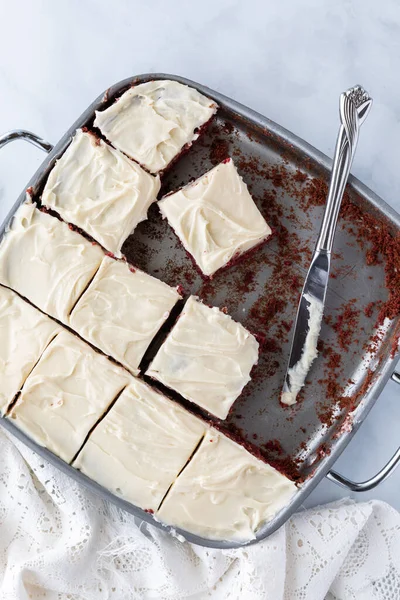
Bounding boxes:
[120,76,399,479]
[1,74,399,549]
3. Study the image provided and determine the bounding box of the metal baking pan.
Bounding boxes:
[0,73,399,549]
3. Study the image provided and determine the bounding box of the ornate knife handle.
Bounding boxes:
[315,85,373,254]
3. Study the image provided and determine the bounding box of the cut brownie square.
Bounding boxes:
[9,330,131,462]
[0,202,104,324]
[158,158,272,276]
[70,256,181,374]
[157,428,297,541]
[42,129,160,257]
[146,296,259,419]
[73,378,206,512]
[94,80,217,174]
[0,286,61,414]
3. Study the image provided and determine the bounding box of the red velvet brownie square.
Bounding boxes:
[158,159,272,276]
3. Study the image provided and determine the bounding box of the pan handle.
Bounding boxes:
[327,369,400,492]
[392,370,400,385]
[0,130,53,153]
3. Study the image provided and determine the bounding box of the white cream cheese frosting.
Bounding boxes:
[157,428,297,542]
[146,296,259,419]
[281,293,323,406]
[70,256,181,374]
[42,129,161,257]
[94,80,217,174]
[0,286,61,414]
[9,330,131,463]
[158,159,272,276]
[73,378,206,511]
[0,202,104,324]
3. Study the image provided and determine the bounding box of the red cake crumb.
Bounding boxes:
[333,299,360,350]
[237,270,256,294]
[144,508,154,514]
[340,200,400,325]
[263,439,284,454]
[326,350,342,371]
[209,139,229,165]
[293,170,307,183]
[282,320,293,333]
[364,301,376,318]
[261,337,281,353]
[368,330,385,354]
[302,178,328,209]
[184,271,195,285]
[250,297,286,325]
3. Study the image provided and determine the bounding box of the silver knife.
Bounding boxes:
[281,85,373,406]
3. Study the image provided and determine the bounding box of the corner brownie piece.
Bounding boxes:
[158,428,297,541]
[0,286,61,414]
[70,256,181,374]
[9,330,131,462]
[158,158,272,276]
[94,80,217,174]
[146,296,259,419]
[42,129,160,257]
[73,378,205,512]
[0,202,104,324]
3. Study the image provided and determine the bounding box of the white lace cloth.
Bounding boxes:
[0,428,399,600]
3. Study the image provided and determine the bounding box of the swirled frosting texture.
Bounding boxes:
[0,202,104,324]
[158,429,297,541]
[159,159,272,276]
[70,257,181,374]
[146,296,259,419]
[0,286,61,414]
[9,330,131,462]
[94,80,217,174]
[42,130,161,257]
[73,378,205,511]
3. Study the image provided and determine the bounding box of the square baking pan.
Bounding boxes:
[0,74,399,549]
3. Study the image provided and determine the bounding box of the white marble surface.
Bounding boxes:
[0,0,399,510]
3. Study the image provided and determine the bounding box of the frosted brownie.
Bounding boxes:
[158,158,272,276]
[0,286,61,414]
[0,202,104,324]
[73,378,205,512]
[70,256,181,374]
[146,296,259,419]
[94,80,217,174]
[9,330,131,462]
[158,428,297,541]
[42,129,161,257]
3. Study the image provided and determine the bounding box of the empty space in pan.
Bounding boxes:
[122,104,399,483]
